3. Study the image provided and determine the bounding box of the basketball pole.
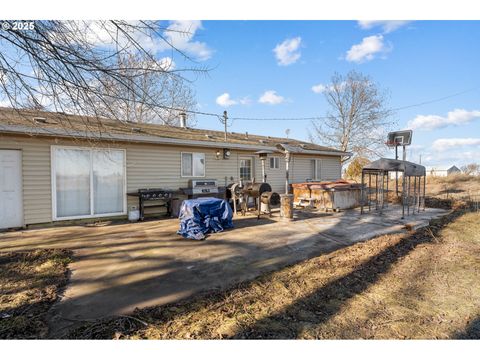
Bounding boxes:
[395,144,399,196]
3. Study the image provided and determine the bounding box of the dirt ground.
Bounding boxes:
[0,249,72,339]
[426,175,480,199]
[65,208,480,340]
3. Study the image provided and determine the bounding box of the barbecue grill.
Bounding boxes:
[240,182,279,219]
[243,182,272,197]
[127,188,177,220]
[226,182,243,215]
[182,179,223,199]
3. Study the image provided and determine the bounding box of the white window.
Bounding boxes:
[52,146,126,220]
[181,152,205,177]
[269,157,280,169]
[239,157,253,181]
[310,159,322,180]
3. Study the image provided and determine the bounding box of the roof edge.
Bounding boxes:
[0,124,349,156]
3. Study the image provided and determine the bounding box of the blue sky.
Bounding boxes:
[2,20,478,167]
[166,20,480,167]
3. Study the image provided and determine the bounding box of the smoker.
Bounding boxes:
[241,182,279,219]
[226,182,243,215]
[260,191,281,215]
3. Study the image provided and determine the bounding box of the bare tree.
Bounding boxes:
[92,53,196,125]
[461,163,480,176]
[0,21,204,128]
[310,70,393,162]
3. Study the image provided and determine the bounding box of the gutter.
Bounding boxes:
[0,124,351,157]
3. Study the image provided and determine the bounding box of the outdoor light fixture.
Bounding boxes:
[223,148,231,159]
[215,149,221,159]
[255,150,273,183]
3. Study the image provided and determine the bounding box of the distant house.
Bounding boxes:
[0,108,350,229]
[425,165,461,177]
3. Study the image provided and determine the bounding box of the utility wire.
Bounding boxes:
[2,66,478,123]
[228,85,480,121]
[390,86,480,112]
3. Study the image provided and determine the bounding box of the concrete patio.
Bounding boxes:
[0,205,448,335]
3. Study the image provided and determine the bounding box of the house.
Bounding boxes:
[425,165,461,177]
[0,108,350,229]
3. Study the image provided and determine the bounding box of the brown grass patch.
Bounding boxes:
[427,176,480,199]
[0,249,72,339]
[67,208,480,339]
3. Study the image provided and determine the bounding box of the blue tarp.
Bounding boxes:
[177,197,234,240]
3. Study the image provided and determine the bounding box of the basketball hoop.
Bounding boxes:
[386,130,412,147]
[385,140,400,148]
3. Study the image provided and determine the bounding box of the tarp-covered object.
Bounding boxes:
[177,197,233,240]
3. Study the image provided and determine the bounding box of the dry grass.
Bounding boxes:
[427,175,480,198]
[0,249,72,339]
[67,208,480,339]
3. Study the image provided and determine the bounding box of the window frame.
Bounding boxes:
[269,156,280,169]
[310,158,322,181]
[181,151,206,178]
[239,156,254,182]
[51,145,127,221]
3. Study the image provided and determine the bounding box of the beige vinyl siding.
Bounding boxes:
[290,156,311,184]
[290,154,342,183]
[262,155,285,193]
[320,156,342,180]
[0,134,52,224]
[0,133,342,225]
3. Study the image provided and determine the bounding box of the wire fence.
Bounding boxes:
[465,194,480,212]
[438,185,480,211]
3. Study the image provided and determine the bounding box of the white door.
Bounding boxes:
[0,150,23,229]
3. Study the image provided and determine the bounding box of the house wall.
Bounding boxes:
[447,167,461,175]
[290,155,342,183]
[0,133,342,226]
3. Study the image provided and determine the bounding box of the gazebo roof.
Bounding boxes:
[362,158,426,177]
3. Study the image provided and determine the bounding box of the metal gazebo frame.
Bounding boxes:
[360,158,426,219]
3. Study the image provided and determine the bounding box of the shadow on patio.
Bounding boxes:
[0,205,451,338]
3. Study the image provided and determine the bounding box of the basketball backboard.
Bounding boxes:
[386,130,413,147]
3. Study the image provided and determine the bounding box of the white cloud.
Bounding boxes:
[408,109,480,130]
[432,138,480,151]
[273,37,302,66]
[258,90,285,105]
[311,81,347,94]
[162,20,212,61]
[215,93,251,107]
[59,21,213,62]
[216,93,237,107]
[345,35,389,63]
[158,57,175,71]
[311,83,328,93]
[0,99,12,108]
[238,96,252,105]
[358,20,411,33]
[63,21,118,46]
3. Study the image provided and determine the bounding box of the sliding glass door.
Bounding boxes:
[55,148,91,218]
[93,150,124,215]
[53,147,125,220]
